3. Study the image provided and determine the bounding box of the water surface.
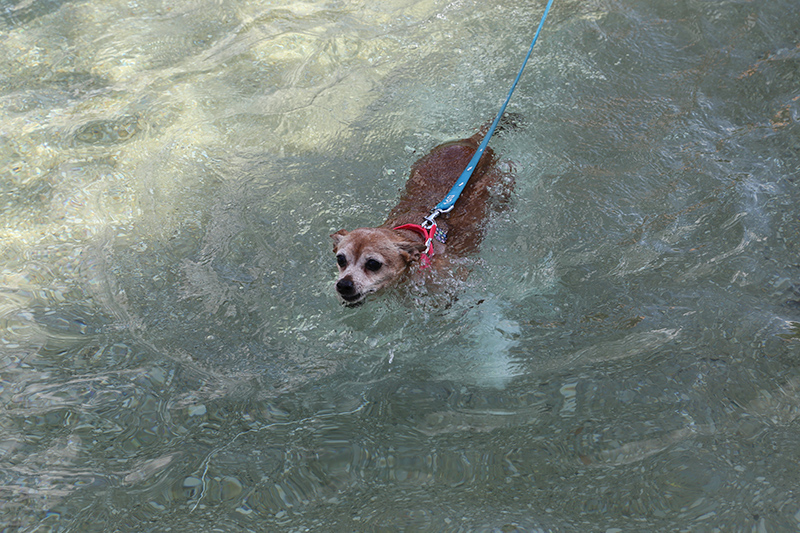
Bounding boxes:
[1,0,800,530]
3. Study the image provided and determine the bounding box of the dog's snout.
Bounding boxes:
[336,278,356,296]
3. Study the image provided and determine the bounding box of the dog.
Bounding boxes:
[331,122,514,305]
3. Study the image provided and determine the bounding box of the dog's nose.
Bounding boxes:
[336,278,356,296]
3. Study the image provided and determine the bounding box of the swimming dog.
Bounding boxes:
[331,123,513,305]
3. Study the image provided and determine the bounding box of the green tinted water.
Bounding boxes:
[2,0,800,530]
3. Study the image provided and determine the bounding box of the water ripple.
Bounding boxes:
[2,0,800,530]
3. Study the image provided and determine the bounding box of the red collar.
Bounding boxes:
[393,223,436,268]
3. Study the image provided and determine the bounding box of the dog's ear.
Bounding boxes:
[396,240,427,263]
[330,230,348,250]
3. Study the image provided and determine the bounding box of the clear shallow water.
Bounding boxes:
[1,0,799,530]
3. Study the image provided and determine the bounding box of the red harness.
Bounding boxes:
[392,223,437,268]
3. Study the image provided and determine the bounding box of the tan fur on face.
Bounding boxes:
[331,228,425,305]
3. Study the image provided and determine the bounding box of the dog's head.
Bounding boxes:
[331,228,427,305]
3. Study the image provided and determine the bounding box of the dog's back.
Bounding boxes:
[382,130,511,255]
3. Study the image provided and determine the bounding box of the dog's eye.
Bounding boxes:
[336,254,347,268]
[364,258,382,272]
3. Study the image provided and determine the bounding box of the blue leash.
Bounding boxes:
[424,0,555,226]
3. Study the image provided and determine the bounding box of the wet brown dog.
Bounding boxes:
[331,124,513,305]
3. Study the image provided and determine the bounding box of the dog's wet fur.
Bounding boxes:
[332,121,515,305]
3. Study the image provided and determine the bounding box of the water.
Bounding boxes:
[1,0,799,530]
